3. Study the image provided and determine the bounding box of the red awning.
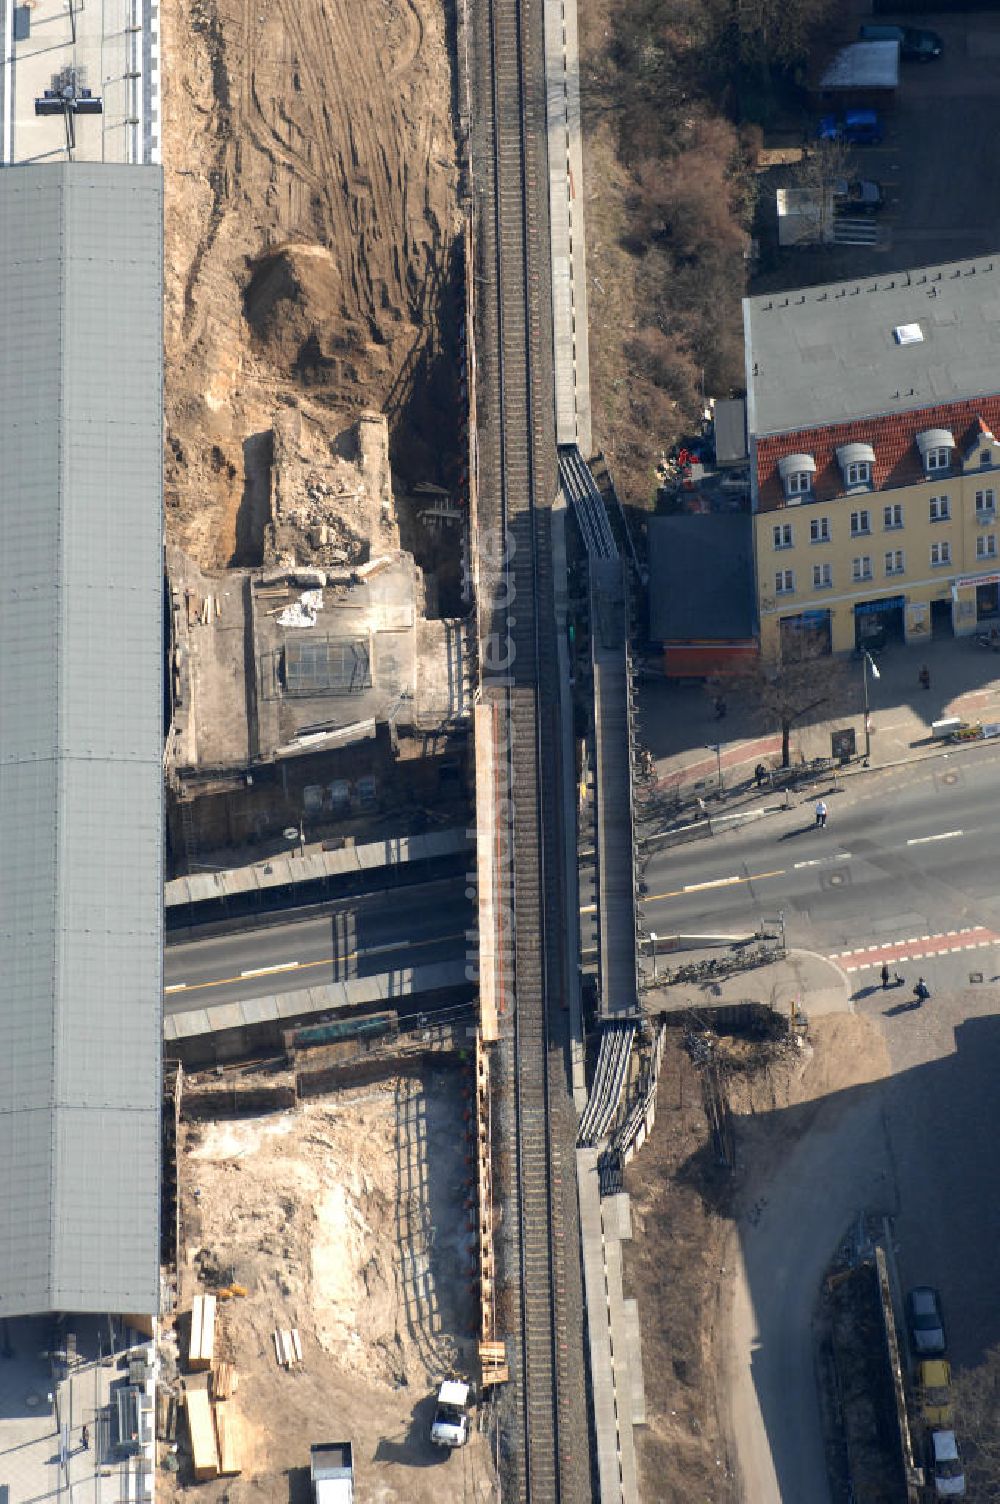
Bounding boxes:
[662,641,759,678]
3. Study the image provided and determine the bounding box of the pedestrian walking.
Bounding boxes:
[81,1425,89,1452]
[919,664,931,690]
[914,976,930,1003]
[881,962,890,990]
[755,762,767,788]
[815,799,828,828]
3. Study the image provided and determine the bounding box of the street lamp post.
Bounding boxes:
[712,742,724,795]
[650,932,658,979]
[861,649,880,762]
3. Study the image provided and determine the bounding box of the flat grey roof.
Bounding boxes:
[713,398,747,466]
[744,255,1000,437]
[647,515,755,641]
[818,40,898,90]
[0,164,163,1317]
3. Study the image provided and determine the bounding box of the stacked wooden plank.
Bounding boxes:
[211,1361,237,1401]
[214,1404,242,1475]
[273,1329,303,1368]
[188,1295,217,1371]
[185,1387,219,1480]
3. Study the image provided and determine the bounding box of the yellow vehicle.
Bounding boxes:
[919,1359,955,1428]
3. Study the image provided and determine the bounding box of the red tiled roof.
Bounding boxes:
[755,397,1000,512]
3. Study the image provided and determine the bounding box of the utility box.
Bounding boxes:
[831,728,856,763]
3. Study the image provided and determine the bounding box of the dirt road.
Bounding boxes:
[723,1018,893,1502]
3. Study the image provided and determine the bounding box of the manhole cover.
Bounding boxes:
[970,971,984,984]
[827,871,847,887]
[942,771,959,786]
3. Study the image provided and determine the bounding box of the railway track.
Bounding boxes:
[474,0,586,1484]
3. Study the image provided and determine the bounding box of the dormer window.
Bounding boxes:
[836,442,875,493]
[777,452,816,502]
[916,428,955,477]
[982,450,992,468]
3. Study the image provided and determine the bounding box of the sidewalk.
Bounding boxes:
[641,634,1000,797]
[648,948,852,1020]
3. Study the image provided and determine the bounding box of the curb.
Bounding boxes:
[652,727,1000,837]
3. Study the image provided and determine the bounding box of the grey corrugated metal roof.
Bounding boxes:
[744,256,1000,438]
[647,515,755,642]
[0,163,163,1317]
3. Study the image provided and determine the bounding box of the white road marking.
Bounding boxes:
[794,852,852,870]
[906,830,963,847]
[164,983,188,994]
[240,961,301,978]
[682,876,742,892]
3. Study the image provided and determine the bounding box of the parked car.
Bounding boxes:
[908,1286,947,1356]
[859,22,943,61]
[817,110,883,147]
[928,1429,966,1498]
[918,1359,955,1428]
[832,177,884,215]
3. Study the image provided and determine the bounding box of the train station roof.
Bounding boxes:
[0,164,163,1316]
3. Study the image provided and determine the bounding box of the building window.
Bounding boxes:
[810,516,830,544]
[885,550,905,576]
[773,523,793,550]
[850,509,871,536]
[977,534,997,560]
[982,449,992,468]
[812,563,832,589]
[852,555,873,582]
[846,461,871,488]
[775,569,795,595]
[883,504,903,530]
[930,540,952,567]
[786,471,811,496]
[929,495,951,522]
[926,448,950,472]
[976,488,996,514]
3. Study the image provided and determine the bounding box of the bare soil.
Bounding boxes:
[160,0,462,568]
[622,1012,890,1501]
[163,1066,497,1503]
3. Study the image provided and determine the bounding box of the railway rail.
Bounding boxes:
[472,0,590,1481]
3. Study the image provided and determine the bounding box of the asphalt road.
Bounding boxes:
[648,742,1000,1502]
[163,875,471,1013]
[637,742,1000,965]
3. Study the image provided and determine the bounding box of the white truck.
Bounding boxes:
[310,1442,354,1504]
[429,1380,471,1448]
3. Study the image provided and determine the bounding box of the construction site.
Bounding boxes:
[158,1022,501,1502]
[160,0,472,870]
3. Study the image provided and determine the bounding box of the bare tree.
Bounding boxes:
[793,138,853,206]
[730,638,851,767]
[952,1347,1000,1493]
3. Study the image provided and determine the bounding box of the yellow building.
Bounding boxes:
[744,258,1000,660]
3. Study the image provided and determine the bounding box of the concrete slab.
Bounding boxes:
[622,1298,646,1427]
